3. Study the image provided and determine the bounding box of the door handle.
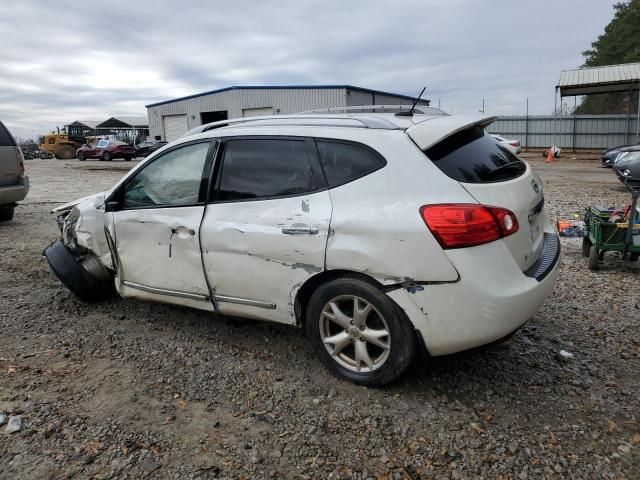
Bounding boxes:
[281,226,319,235]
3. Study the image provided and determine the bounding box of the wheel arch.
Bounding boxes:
[293,269,385,327]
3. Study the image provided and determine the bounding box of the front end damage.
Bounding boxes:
[44,193,116,301]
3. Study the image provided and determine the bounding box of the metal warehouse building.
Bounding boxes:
[145,85,430,142]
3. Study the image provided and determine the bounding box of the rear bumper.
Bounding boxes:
[389,230,560,356]
[0,176,29,205]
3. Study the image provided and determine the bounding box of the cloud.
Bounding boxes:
[0,0,618,139]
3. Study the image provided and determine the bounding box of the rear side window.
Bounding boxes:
[316,140,386,188]
[425,127,526,183]
[216,139,316,201]
[0,122,16,147]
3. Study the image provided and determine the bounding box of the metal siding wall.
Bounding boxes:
[146,88,347,140]
[345,91,430,107]
[487,115,639,150]
[346,90,373,107]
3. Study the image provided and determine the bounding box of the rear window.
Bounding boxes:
[425,127,526,183]
[0,122,16,147]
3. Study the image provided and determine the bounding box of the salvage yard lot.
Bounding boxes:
[1,156,638,479]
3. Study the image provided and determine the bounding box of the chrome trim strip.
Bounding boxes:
[213,295,276,310]
[123,281,210,301]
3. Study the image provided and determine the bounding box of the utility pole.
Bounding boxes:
[525,97,529,152]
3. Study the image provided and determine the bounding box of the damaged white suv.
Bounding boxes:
[45,108,560,386]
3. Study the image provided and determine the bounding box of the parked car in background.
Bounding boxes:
[136,140,168,157]
[76,139,136,161]
[490,134,522,155]
[45,110,560,386]
[0,121,29,221]
[612,148,640,185]
[601,144,638,167]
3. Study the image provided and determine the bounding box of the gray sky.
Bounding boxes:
[1,0,617,140]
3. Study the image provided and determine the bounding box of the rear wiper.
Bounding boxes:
[483,162,525,180]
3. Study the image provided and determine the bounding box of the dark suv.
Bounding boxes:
[0,121,29,221]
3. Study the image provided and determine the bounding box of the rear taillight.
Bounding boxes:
[510,141,520,147]
[16,147,25,176]
[420,204,519,249]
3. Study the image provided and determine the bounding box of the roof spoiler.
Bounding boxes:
[406,115,498,150]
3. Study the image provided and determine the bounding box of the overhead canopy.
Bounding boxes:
[67,120,101,130]
[557,62,640,96]
[96,116,148,129]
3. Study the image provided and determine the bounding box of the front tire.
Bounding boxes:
[581,237,592,257]
[102,151,112,161]
[58,146,75,159]
[305,277,416,387]
[77,151,85,161]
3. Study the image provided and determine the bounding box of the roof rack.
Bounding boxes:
[299,104,448,115]
[182,106,449,139]
[185,114,403,137]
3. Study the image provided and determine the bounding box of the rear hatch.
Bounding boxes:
[407,116,545,271]
[0,121,19,187]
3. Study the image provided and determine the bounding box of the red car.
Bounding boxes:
[76,139,136,161]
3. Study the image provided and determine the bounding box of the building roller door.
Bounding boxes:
[163,115,188,142]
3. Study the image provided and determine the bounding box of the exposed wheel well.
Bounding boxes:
[294,270,384,327]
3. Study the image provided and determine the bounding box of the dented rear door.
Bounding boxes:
[200,137,331,324]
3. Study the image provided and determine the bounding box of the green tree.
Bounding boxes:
[575,1,640,114]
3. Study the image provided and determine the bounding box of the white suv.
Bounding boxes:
[45,108,560,386]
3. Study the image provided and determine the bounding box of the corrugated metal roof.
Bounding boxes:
[558,63,640,89]
[67,120,101,129]
[145,85,429,108]
[97,116,148,128]
[110,116,148,126]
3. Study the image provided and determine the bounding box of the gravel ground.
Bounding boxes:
[0,155,638,479]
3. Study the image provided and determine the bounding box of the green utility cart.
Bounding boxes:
[582,179,640,270]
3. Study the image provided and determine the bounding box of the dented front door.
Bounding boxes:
[200,137,332,324]
[108,140,215,309]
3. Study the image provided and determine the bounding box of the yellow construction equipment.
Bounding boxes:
[40,133,83,159]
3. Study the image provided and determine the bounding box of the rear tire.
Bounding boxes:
[44,240,115,302]
[305,277,416,387]
[581,237,592,257]
[0,206,15,222]
[588,246,600,271]
[630,252,639,262]
[123,156,132,162]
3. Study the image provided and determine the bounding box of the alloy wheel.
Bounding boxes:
[319,295,391,373]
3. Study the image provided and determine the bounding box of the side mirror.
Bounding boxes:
[105,200,121,212]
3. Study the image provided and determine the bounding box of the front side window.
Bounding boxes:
[316,140,386,188]
[216,139,315,201]
[123,142,211,208]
